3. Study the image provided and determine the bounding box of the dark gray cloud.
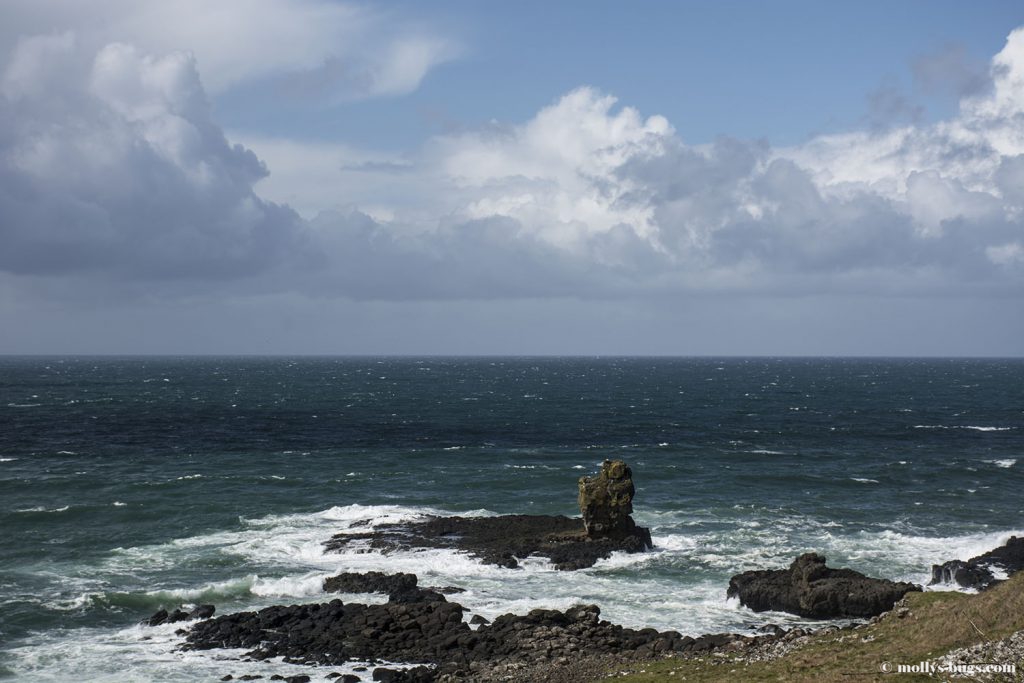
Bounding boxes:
[0,38,307,281]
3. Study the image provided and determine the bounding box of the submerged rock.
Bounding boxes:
[727,553,921,618]
[930,536,1024,590]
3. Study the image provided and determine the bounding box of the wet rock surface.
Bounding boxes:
[727,553,921,618]
[325,514,650,570]
[324,460,652,571]
[183,588,759,681]
[930,535,1024,590]
[324,571,418,595]
[577,459,652,549]
[144,604,215,626]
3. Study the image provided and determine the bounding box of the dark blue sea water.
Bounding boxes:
[1,357,1022,680]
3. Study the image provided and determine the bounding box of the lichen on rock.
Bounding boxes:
[577,459,652,548]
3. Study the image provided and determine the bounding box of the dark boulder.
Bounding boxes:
[372,667,433,683]
[146,609,168,626]
[145,604,215,626]
[324,571,418,595]
[189,604,216,619]
[727,553,921,618]
[930,536,1024,590]
[930,560,996,590]
[165,608,191,623]
[387,588,447,604]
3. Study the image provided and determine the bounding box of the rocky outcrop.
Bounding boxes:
[184,595,757,680]
[145,604,215,626]
[325,514,647,571]
[324,461,652,570]
[578,459,651,549]
[930,536,1024,590]
[324,571,418,595]
[727,553,921,618]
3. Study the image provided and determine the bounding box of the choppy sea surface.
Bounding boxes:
[1,356,1022,681]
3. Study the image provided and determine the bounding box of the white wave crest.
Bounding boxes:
[914,425,1015,432]
[985,459,1016,469]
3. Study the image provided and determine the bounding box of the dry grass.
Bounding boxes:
[608,572,1024,682]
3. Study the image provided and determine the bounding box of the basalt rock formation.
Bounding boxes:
[578,459,652,549]
[323,460,652,570]
[930,535,1024,590]
[727,553,921,619]
[183,589,752,679]
[144,604,215,626]
[323,571,418,595]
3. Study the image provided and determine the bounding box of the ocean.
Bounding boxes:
[0,356,1021,681]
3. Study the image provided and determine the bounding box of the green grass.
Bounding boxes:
[610,572,1024,682]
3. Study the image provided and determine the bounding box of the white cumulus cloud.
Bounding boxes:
[0,0,458,98]
[2,21,1024,304]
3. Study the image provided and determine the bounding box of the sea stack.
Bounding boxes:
[578,459,652,548]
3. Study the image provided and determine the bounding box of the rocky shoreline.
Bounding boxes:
[167,564,907,683]
[153,460,1024,681]
[930,535,1024,590]
[182,584,758,682]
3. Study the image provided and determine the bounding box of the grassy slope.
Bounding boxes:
[612,572,1024,682]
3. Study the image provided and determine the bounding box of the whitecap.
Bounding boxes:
[913,425,1014,432]
[0,457,18,462]
[984,459,1016,469]
[16,505,70,513]
[747,449,784,455]
[175,474,203,480]
[250,572,330,598]
[851,478,879,484]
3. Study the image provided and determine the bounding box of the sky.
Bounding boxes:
[1,0,1024,356]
